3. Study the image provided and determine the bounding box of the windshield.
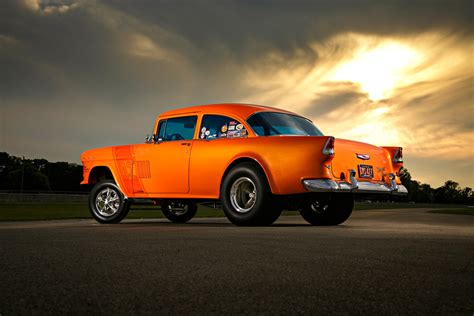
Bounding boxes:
[247,112,323,136]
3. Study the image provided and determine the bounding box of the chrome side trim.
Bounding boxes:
[303,178,407,195]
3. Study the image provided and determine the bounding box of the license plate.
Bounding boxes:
[358,164,374,178]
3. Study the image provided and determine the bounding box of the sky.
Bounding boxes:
[1,0,473,188]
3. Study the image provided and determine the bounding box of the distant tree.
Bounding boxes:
[44,162,83,191]
[0,152,83,192]
[5,166,50,190]
[417,183,434,203]
[397,168,470,204]
[458,187,472,204]
[434,181,461,204]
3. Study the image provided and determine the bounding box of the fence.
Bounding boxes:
[0,191,88,203]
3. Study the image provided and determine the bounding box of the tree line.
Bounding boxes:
[0,152,84,192]
[0,152,472,204]
[399,167,472,204]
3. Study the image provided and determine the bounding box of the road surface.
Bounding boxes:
[1,208,473,314]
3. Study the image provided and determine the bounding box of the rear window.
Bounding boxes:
[247,112,323,136]
[200,115,247,140]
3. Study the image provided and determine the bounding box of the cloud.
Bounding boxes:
[21,0,80,14]
[0,0,472,187]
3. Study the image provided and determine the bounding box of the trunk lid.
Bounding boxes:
[331,139,392,182]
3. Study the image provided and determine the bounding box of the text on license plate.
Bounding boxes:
[358,164,374,178]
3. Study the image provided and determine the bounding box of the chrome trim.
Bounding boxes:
[348,169,359,190]
[303,177,407,195]
[230,177,257,213]
[356,153,370,160]
[322,137,335,155]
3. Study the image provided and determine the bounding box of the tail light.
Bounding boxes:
[393,147,403,163]
[323,137,335,156]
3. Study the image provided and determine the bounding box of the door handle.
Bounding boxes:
[181,143,191,146]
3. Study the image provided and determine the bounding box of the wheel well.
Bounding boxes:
[221,158,273,193]
[88,166,114,184]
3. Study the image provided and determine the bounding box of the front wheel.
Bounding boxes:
[162,202,197,223]
[89,180,130,224]
[299,193,353,226]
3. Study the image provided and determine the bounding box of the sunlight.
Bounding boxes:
[330,41,422,100]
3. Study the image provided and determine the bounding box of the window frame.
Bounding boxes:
[198,114,247,141]
[154,115,198,142]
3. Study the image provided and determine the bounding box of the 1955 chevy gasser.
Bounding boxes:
[81,103,407,226]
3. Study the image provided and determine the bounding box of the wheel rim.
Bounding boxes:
[95,187,121,217]
[165,204,189,216]
[230,177,257,213]
[310,200,329,214]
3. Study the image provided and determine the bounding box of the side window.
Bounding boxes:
[200,115,247,140]
[160,116,197,141]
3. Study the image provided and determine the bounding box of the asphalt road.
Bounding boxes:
[1,208,473,315]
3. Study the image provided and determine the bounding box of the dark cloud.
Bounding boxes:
[303,83,368,118]
[106,0,472,55]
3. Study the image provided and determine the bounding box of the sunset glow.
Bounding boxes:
[330,41,422,100]
[1,1,473,187]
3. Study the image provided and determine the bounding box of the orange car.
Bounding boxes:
[81,103,407,226]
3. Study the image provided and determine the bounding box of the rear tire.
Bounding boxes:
[221,163,281,226]
[89,180,130,224]
[162,202,197,223]
[299,193,353,226]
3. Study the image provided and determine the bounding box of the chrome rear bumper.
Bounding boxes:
[303,170,408,195]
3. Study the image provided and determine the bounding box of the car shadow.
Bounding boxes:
[118,219,348,228]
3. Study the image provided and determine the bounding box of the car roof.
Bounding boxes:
[158,103,298,120]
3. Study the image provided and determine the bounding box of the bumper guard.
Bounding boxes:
[303,170,408,195]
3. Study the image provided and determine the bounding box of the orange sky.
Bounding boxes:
[1,0,473,187]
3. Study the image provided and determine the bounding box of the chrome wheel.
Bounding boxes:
[310,200,329,214]
[95,187,120,217]
[161,202,198,223]
[164,203,189,216]
[230,177,257,213]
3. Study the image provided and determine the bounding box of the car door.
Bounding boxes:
[189,114,249,197]
[132,115,197,195]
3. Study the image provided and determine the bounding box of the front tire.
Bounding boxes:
[89,180,130,224]
[299,193,353,226]
[162,202,197,223]
[221,163,281,226]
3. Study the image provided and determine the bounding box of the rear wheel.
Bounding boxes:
[89,180,130,224]
[162,202,197,223]
[221,163,281,226]
[299,193,353,226]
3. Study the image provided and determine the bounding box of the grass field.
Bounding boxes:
[428,208,474,216]
[0,201,472,221]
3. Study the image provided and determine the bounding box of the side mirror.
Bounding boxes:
[145,134,154,143]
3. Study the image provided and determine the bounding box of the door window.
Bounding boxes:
[157,116,197,141]
[200,115,247,140]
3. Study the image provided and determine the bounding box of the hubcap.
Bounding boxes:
[95,187,120,217]
[230,177,257,213]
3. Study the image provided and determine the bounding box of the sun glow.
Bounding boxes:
[330,42,422,100]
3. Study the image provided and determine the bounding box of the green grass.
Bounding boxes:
[428,208,474,216]
[354,202,468,210]
[0,201,471,221]
[0,203,225,221]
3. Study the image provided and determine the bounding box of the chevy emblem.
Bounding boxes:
[356,153,370,160]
